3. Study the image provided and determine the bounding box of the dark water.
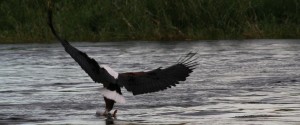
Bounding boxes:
[0,40,300,125]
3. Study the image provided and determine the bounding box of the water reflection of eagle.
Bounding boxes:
[47,1,198,118]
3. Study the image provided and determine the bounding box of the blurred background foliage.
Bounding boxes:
[0,0,299,43]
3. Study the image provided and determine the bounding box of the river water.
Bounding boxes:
[0,40,300,125]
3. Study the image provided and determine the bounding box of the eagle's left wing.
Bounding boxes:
[47,2,116,85]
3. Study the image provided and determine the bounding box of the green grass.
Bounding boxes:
[0,0,299,43]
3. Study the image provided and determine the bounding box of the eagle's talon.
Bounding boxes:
[96,110,117,118]
[112,109,117,117]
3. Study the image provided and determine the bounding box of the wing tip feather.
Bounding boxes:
[177,51,199,70]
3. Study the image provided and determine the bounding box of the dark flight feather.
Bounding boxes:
[117,52,198,95]
[47,5,115,86]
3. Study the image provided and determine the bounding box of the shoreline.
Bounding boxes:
[1,39,299,45]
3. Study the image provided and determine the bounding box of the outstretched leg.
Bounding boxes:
[104,97,115,112]
[97,84,122,117]
[96,97,117,117]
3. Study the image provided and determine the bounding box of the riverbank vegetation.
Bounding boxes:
[0,0,299,43]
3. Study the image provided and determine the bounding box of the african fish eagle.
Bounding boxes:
[47,3,198,117]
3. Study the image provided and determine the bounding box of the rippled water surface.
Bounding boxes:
[1,40,300,125]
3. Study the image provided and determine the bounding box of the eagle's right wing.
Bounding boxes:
[117,52,198,95]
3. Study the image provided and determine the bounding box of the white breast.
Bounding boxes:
[100,65,119,79]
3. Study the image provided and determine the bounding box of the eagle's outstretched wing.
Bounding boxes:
[117,52,198,95]
[47,3,116,85]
